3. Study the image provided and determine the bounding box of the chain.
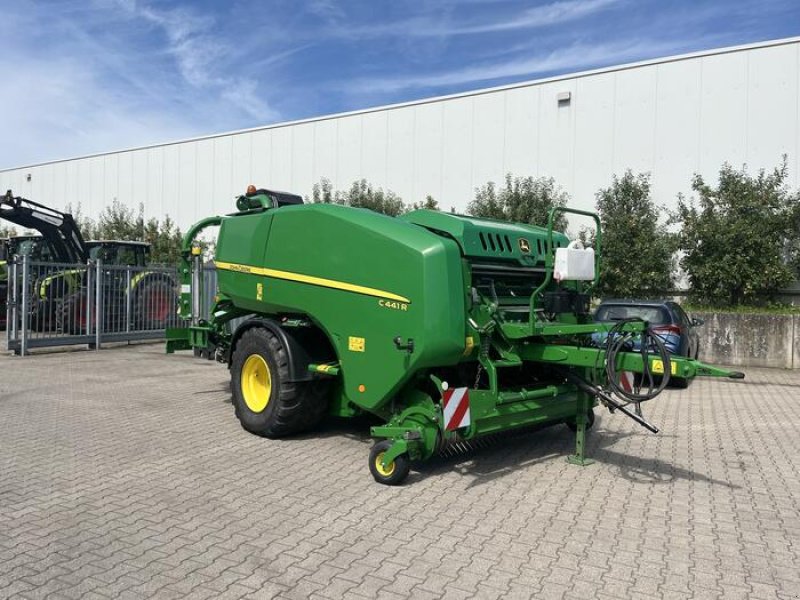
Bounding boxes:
[473,362,483,389]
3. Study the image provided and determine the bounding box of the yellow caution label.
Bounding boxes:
[348,336,365,352]
[651,359,677,375]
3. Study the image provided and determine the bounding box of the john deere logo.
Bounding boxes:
[518,238,531,254]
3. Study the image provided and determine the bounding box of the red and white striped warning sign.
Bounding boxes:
[443,387,471,431]
[619,371,636,393]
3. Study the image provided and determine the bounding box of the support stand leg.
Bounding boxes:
[568,392,595,466]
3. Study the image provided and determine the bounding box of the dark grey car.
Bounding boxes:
[594,299,704,386]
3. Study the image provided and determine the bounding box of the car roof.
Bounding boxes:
[598,299,671,306]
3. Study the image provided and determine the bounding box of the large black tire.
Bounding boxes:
[135,279,176,330]
[30,276,66,332]
[231,327,328,438]
[0,281,8,330]
[57,291,91,335]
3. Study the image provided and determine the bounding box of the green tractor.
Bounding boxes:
[1,235,56,329]
[168,186,744,485]
[53,240,175,334]
[1,191,176,334]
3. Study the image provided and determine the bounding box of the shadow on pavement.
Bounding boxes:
[412,418,739,490]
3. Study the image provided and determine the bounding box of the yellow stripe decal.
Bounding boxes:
[215,261,411,304]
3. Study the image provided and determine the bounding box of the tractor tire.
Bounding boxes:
[369,440,411,486]
[58,291,91,335]
[231,327,328,438]
[0,282,6,330]
[135,279,175,330]
[31,298,60,332]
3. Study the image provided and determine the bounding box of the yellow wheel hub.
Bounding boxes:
[241,354,271,413]
[374,452,396,477]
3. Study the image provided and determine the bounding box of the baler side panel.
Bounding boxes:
[214,204,466,413]
[215,212,276,314]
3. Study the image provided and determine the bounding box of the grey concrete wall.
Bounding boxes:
[795,315,800,369]
[693,312,798,369]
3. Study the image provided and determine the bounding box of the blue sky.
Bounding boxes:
[2,0,799,168]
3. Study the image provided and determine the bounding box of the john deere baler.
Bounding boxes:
[168,187,744,485]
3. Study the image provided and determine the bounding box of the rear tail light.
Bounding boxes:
[653,325,682,335]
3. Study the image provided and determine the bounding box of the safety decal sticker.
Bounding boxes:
[348,336,365,352]
[619,371,636,393]
[651,359,677,375]
[443,387,471,431]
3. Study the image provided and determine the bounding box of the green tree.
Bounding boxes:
[310,178,335,204]
[64,202,97,240]
[310,178,406,216]
[336,179,405,216]
[410,195,439,211]
[94,199,145,240]
[787,200,800,278]
[143,215,185,265]
[673,159,800,306]
[0,224,19,238]
[592,171,676,297]
[467,174,569,230]
[66,199,183,265]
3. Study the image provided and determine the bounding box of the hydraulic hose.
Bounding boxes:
[603,317,671,403]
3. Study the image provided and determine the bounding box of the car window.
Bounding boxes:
[671,303,691,328]
[596,305,670,324]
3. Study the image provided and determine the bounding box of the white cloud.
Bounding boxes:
[0,54,198,168]
[222,80,281,123]
[440,0,624,35]
[0,0,290,167]
[116,2,225,87]
[113,1,281,123]
[307,0,347,24]
[323,0,623,40]
[345,38,696,94]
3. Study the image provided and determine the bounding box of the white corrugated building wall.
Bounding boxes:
[1,37,799,228]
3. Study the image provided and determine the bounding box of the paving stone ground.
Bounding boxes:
[1,343,799,599]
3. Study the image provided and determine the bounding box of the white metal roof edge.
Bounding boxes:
[4,35,800,173]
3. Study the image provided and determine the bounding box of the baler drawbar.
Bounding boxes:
[167,186,744,485]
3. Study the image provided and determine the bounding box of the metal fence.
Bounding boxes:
[4,255,186,355]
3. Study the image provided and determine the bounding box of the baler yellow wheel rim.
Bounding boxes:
[241,354,271,413]
[374,452,396,477]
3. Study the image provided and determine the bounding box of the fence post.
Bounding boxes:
[6,259,15,351]
[20,255,29,357]
[85,261,93,337]
[95,259,103,350]
[191,253,202,327]
[125,268,132,333]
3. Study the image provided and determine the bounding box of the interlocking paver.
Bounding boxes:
[1,344,799,599]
